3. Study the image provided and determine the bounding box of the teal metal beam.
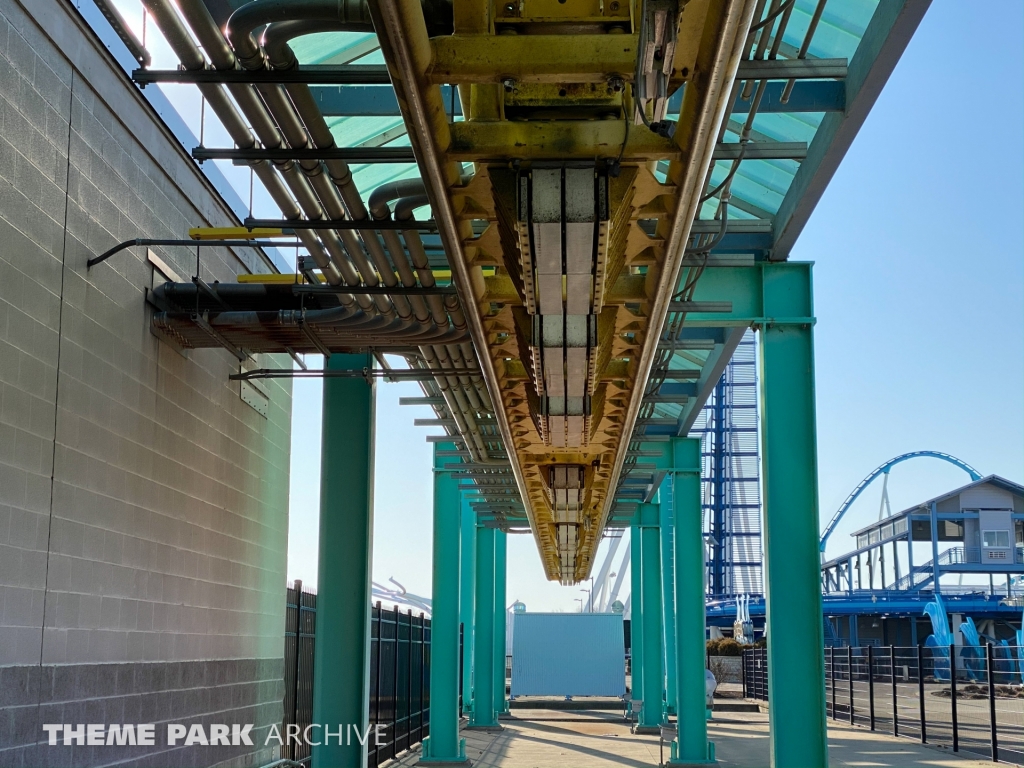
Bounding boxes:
[652,263,816,436]
[307,80,843,118]
[671,327,746,436]
[630,525,644,707]
[660,481,678,716]
[459,494,476,716]
[772,0,931,258]
[668,438,713,765]
[422,443,468,763]
[638,502,665,732]
[469,526,500,729]
[313,353,375,768]
[493,530,509,716]
[758,265,828,766]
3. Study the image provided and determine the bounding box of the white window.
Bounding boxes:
[982,530,1010,548]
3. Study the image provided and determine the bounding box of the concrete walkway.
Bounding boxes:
[385,709,999,767]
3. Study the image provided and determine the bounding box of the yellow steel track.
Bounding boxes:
[371,0,756,582]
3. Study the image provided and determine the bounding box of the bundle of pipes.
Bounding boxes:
[142,0,499,466]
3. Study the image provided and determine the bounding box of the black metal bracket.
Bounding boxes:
[243,217,439,231]
[230,367,482,381]
[87,238,301,269]
[192,146,416,164]
[132,65,391,86]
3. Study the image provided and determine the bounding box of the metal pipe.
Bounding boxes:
[369,182,436,323]
[238,31,413,323]
[367,180,495,462]
[780,0,826,103]
[143,0,353,288]
[594,0,760,571]
[368,0,528,527]
[370,185,490,421]
[174,1,400,315]
[227,0,453,65]
[186,0,453,341]
[419,345,488,463]
[87,238,302,269]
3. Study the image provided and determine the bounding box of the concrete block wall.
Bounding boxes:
[0,0,292,766]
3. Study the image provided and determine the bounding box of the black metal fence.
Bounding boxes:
[284,580,316,764]
[284,583,457,767]
[743,645,1024,765]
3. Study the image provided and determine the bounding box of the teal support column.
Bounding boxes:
[759,264,828,767]
[493,530,509,716]
[469,526,500,729]
[313,353,375,768]
[660,482,678,716]
[630,524,644,705]
[421,444,468,763]
[669,438,713,766]
[459,495,476,715]
[638,503,665,732]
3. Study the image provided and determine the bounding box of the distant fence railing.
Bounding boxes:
[284,583,458,768]
[743,644,1024,765]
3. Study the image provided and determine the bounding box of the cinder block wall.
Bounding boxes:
[0,1,292,766]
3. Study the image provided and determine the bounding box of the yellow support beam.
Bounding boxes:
[447,120,679,161]
[429,34,640,84]
[237,274,305,284]
[188,227,288,240]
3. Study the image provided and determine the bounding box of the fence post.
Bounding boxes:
[890,645,898,738]
[420,612,427,742]
[917,644,926,743]
[829,646,835,719]
[848,646,855,724]
[408,609,415,748]
[291,580,303,760]
[987,642,998,762]
[867,644,875,731]
[742,650,747,697]
[762,647,768,701]
[373,602,383,767]
[949,643,958,753]
[393,607,401,758]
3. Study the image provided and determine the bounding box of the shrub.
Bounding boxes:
[715,638,743,657]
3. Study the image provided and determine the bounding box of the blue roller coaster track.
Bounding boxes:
[819,451,981,555]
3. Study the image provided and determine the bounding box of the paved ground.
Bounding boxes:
[384,708,1003,767]
[831,678,1024,761]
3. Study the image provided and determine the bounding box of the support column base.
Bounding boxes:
[668,739,716,766]
[632,725,662,735]
[420,736,471,765]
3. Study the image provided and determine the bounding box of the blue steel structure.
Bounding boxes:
[109,1,939,766]
[694,331,762,598]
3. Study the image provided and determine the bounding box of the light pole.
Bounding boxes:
[580,587,592,613]
[574,598,583,612]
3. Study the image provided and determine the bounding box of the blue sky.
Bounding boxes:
[110,1,1024,609]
